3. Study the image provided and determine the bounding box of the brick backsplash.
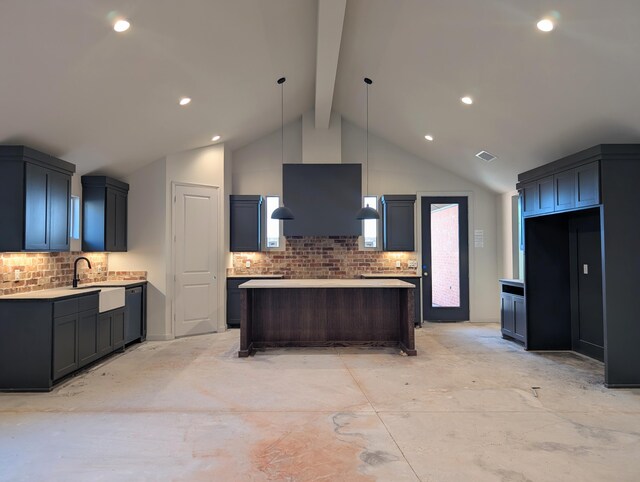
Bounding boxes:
[0,252,146,295]
[231,236,418,279]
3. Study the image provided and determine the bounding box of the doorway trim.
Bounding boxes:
[170,181,223,337]
[416,191,475,322]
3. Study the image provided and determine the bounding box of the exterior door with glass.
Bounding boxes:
[421,196,470,321]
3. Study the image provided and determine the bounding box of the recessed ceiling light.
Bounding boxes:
[179,97,191,106]
[113,19,130,33]
[537,18,554,32]
[211,135,221,142]
[461,96,473,105]
[424,135,434,141]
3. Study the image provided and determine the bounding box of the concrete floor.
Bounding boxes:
[1,322,639,481]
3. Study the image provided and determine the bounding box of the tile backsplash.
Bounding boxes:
[0,252,146,295]
[231,236,417,279]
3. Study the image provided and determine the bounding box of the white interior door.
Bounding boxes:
[173,184,219,337]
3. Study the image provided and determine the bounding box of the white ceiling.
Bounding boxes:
[2,0,640,192]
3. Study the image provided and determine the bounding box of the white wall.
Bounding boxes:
[232,113,500,322]
[232,118,302,196]
[109,158,167,339]
[302,110,342,163]
[497,190,518,279]
[109,144,228,340]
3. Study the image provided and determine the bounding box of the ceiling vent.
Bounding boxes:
[476,150,497,162]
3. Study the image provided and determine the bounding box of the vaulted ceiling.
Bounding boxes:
[2,0,640,192]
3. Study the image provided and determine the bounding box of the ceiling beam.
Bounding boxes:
[314,0,347,129]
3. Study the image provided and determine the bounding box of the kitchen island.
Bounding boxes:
[238,279,416,357]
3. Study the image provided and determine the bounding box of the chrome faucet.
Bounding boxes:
[73,257,92,288]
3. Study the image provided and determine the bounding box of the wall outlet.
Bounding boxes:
[14,269,21,280]
[395,260,401,268]
[245,260,251,268]
[408,259,418,269]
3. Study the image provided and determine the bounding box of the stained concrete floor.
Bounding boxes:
[1,323,639,481]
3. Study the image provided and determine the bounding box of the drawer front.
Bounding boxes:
[78,293,99,312]
[54,298,79,318]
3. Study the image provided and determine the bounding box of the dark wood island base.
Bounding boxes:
[239,279,416,357]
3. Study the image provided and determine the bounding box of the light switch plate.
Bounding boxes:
[395,260,401,268]
[408,260,418,268]
[14,269,21,280]
[245,261,251,268]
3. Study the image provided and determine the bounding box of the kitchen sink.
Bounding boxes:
[76,286,125,313]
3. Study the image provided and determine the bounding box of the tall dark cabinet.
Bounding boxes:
[0,146,75,252]
[381,195,416,251]
[230,195,263,252]
[82,176,129,252]
[518,144,640,387]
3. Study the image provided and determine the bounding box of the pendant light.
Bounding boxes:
[271,77,295,220]
[356,77,380,220]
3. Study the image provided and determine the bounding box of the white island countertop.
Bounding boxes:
[239,279,415,289]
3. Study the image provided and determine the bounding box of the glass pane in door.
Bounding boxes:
[430,203,460,307]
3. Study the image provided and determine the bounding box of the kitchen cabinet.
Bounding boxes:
[0,290,136,391]
[521,176,554,217]
[0,145,75,252]
[520,163,600,218]
[230,195,263,252]
[82,176,129,252]
[98,307,125,356]
[227,276,282,328]
[500,280,526,344]
[381,195,416,251]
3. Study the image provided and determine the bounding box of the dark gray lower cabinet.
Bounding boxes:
[500,280,526,344]
[78,308,99,367]
[0,290,138,392]
[227,277,282,328]
[98,307,125,357]
[53,313,79,380]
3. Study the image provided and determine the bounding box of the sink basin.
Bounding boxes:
[76,286,125,313]
[97,287,125,313]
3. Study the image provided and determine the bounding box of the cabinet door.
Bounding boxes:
[554,170,576,212]
[576,162,600,208]
[48,171,71,252]
[513,296,526,339]
[384,202,415,251]
[78,309,99,367]
[97,312,113,356]
[24,163,49,250]
[114,191,127,251]
[230,200,261,251]
[501,293,515,336]
[227,280,244,327]
[537,176,555,214]
[112,309,125,349]
[53,313,78,380]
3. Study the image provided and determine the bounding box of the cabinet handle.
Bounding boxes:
[423,272,429,277]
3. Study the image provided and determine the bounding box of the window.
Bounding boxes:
[363,196,378,248]
[70,195,80,240]
[266,196,280,248]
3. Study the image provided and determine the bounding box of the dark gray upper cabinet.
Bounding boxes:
[381,195,416,251]
[521,176,555,217]
[0,146,75,252]
[230,195,263,252]
[82,176,129,252]
[520,161,600,218]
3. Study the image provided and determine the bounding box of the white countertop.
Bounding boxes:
[239,279,415,289]
[0,280,146,301]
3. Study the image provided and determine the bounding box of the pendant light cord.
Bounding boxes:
[366,80,369,195]
[281,80,284,164]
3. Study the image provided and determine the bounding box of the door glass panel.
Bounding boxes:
[430,203,460,308]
